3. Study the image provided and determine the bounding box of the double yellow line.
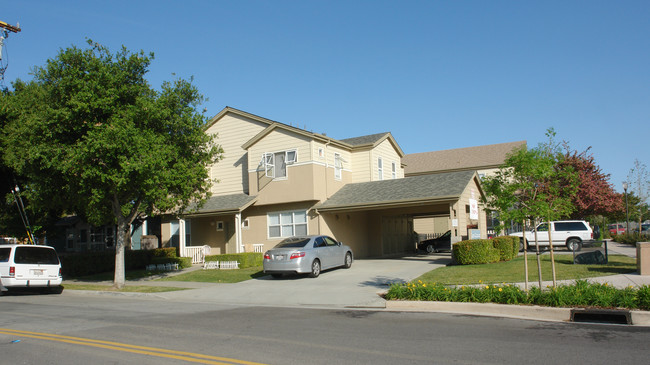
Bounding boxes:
[0,328,267,365]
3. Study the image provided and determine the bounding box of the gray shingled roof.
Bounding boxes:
[316,170,477,212]
[403,141,526,175]
[185,194,257,215]
[339,132,390,146]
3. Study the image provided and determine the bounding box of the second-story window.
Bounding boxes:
[391,161,397,179]
[377,157,383,180]
[334,153,342,180]
[263,150,296,179]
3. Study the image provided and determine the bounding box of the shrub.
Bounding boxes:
[204,252,263,269]
[386,280,650,310]
[151,256,192,269]
[453,239,501,265]
[613,233,642,244]
[492,236,517,261]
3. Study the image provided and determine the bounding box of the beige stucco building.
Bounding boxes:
[161,107,489,259]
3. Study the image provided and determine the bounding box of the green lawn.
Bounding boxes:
[416,254,636,285]
[156,266,265,283]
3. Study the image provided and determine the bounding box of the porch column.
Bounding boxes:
[235,212,243,253]
[179,218,186,256]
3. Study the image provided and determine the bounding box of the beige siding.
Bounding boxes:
[350,149,371,182]
[206,114,267,196]
[371,139,404,181]
[455,177,487,240]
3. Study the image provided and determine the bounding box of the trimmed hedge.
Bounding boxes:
[60,247,184,277]
[452,236,518,265]
[453,239,500,265]
[205,252,263,269]
[151,256,192,269]
[492,236,518,261]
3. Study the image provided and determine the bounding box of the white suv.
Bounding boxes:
[0,244,63,294]
[511,220,594,252]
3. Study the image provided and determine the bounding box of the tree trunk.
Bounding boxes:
[533,224,543,288]
[522,220,529,292]
[113,216,128,289]
[547,218,557,288]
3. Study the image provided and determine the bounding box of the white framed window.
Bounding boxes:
[216,221,224,231]
[334,153,342,180]
[391,161,397,179]
[377,157,383,180]
[318,148,324,159]
[268,210,308,238]
[242,218,250,230]
[263,150,297,179]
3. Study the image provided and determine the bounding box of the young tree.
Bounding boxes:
[627,160,650,233]
[482,129,579,289]
[1,41,223,288]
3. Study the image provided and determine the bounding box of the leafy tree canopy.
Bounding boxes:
[1,40,223,287]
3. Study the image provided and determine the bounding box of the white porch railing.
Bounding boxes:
[183,245,211,264]
[253,244,264,253]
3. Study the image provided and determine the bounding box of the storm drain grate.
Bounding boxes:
[570,308,631,325]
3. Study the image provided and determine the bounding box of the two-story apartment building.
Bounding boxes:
[161,107,487,259]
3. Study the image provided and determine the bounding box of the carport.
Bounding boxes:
[315,171,487,258]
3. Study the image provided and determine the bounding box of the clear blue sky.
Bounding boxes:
[2,1,648,195]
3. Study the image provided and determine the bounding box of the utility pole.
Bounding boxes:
[0,19,21,81]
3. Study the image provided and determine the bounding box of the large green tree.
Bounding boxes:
[1,41,223,288]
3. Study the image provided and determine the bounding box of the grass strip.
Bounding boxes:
[416,254,636,285]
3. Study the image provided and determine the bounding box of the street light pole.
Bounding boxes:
[623,181,629,234]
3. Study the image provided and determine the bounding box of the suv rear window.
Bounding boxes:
[555,222,587,231]
[14,247,60,265]
[0,248,10,262]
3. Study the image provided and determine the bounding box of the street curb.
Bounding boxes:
[384,300,650,326]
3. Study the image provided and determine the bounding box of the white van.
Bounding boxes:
[510,220,594,252]
[0,244,63,294]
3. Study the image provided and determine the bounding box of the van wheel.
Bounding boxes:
[566,239,582,252]
[519,239,525,252]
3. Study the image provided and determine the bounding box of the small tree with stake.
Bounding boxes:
[1,40,223,288]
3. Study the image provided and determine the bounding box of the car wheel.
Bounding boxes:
[309,259,321,278]
[271,274,283,279]
[344,252,352,269]
[519,239,525,252]
[425,244,435,254]
[566,239,582,252]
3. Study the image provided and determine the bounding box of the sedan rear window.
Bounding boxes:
[14,247,60,265]
[275,237,310,248]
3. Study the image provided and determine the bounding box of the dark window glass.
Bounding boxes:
[313,237,326,248]
[0,248,10,262]
[275,237,310,248]
[14,247,60,265]
[556,222,587,231]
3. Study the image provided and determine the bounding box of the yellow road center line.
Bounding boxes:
[0,328,267,365]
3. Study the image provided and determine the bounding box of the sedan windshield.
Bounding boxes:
[275,237,310,248]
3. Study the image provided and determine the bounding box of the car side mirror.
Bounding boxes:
[338,241,343,246]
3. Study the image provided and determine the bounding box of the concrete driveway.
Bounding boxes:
[154,254,451,308]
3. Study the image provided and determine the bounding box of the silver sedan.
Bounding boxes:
[263,235,353,278]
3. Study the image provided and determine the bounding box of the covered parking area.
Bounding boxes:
[315,171,487,258]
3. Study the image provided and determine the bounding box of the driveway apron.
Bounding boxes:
[156,255,451,308]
